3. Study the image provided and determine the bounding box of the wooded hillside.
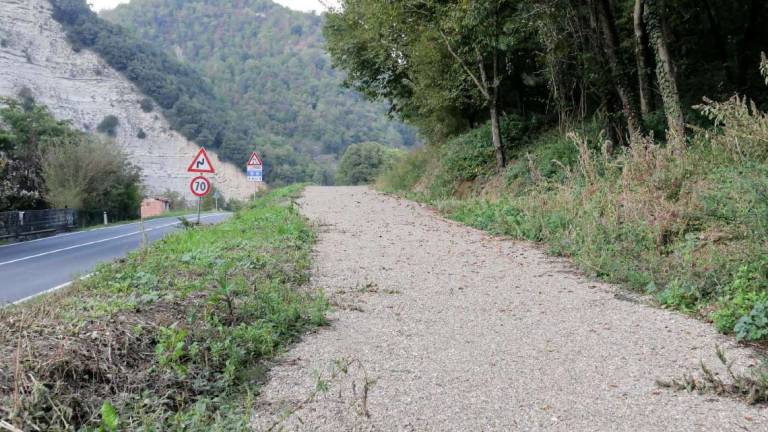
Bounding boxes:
[103,0,417,183]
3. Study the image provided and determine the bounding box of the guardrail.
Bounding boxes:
[0,209,77,240]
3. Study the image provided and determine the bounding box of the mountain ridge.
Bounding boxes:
[0,0,259,202]
[103,0,418,179]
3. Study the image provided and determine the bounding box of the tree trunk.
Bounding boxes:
[489,97,505,168]
[644,0,685,148]
[593,0,644,144]
[633,0,654,117]
[487,47,505,168]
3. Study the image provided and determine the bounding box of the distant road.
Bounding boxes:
[0,213,230,304]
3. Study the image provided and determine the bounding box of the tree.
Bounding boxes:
[336,142,403,185]
[633,0,654,118]
[592,0,644,143]
[427,0,519,168]
[0,98,76,210]
[43,132,142,216]
[96,115,119,137]
[644,0,684,147]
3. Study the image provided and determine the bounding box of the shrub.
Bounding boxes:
[376,146,430,193]
[735,301,768,341]
[42,134,142,217]
[336,142,403,185]
[97,115,119,137]
[139,97,154,113]
[137,128,147,139]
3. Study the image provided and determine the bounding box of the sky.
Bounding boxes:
[88,0,331,13]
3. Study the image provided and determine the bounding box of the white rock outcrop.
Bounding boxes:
[0,0,263,202]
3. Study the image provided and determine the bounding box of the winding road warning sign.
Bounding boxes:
[247,151,263,167]
[190,176,212,197]
[188,148,216,174]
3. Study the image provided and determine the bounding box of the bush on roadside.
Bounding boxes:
[336,142,404,185]
[42,134,142,217]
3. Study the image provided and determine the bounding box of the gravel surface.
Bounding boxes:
[252,186,768,431]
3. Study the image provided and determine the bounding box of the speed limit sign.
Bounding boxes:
[190,176,211,197]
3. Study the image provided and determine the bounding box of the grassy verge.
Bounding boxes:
[0,185,327,431]
[378,97,768,345]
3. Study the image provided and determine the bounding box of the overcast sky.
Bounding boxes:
[88,0,331,13]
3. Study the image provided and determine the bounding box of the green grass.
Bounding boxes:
[0,185,328,431]
[377,97,768,344]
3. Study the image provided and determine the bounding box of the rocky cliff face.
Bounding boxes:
[0,0,262,202]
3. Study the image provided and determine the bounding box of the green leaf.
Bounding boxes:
[100,401,119,432]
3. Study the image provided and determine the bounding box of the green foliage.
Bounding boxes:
[325,0,544,145]
[0,97,75,210]
[735,301,768,341]
[0,185,327,430]
[712,260,768,338]
[376,147,430,193]
[155,324,190,376]
[381,86,768,340]
[48,0,231,147]
[96,115,119,137]
[139,97,154,113]
[0,97,140,215]
[99,402,119,432]
[42,133,142,217]
[102,0,417,183]
[379,115,536,198]
[336,142,403,185]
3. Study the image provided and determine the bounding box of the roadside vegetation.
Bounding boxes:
[0,96,141,216]
[336,142,404,185]
[326,1,768,343]
[379,93,768,342]
[0,186,328,431]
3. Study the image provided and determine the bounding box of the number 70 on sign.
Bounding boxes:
[190,176,211,197]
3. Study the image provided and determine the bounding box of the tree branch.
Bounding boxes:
[438,30,490,100]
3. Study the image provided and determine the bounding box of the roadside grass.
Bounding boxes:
[0,185,328,431]
[377,95,768,345]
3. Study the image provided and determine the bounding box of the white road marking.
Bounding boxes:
[0,214,223,267]
[10,273,94,306]
[0,213,210,249]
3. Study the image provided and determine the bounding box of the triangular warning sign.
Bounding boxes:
[187,148,216,173]
[247,151,263,167]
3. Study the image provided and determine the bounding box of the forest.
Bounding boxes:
[99,0,417,183]
[325,0,768,341]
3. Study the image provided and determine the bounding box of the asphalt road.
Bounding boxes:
[0,213,230,305]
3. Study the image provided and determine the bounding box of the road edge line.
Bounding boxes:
[10,273,94,306]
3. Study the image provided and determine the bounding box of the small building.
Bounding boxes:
[140,197,171,219]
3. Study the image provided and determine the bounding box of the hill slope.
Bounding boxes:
[103,0,417,169]
[0,0,257,202]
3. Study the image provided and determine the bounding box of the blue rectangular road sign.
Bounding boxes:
[247,167,263,182]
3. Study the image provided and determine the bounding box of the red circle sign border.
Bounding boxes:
[190,176,212,198]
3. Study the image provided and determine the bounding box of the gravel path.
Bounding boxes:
[252,186,768,431]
